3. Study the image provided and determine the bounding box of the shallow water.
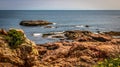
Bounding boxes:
[0,10,120,44]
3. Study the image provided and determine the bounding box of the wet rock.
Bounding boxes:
[44,25,55,28]
[85,25,90,27]
[20,20,53,26]
[104,31,120,36]
[42,33,55,38]
[42,32,64,39]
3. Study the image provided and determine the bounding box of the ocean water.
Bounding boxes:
[0,10,120,44]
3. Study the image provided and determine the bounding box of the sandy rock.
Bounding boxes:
[0,29,41,67]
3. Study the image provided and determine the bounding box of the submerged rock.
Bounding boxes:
[44,25,55,28]
[20,20,53,26]
[42,32,64,39]
[85,25,90,27]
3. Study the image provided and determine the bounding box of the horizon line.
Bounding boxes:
[0,9,120,11]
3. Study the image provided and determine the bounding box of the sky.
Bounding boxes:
[0,0,120,10]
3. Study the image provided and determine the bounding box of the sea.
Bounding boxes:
[0,10,120,44]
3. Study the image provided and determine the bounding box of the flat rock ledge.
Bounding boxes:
[20,20,53,26]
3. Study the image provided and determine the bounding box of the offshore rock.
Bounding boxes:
[20,20,53,26]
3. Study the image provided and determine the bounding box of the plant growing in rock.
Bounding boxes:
[95,57,120,67]
[5,29,25,48]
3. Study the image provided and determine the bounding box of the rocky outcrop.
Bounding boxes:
[0,29,42,67]
[0,29,120,67]
[37,30,120,67]
[64,30,112,42]
[20,20,53,26]
[37,40,120,67]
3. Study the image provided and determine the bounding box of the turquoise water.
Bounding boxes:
[0,10,120,44]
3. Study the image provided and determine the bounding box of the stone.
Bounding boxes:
[104,31,120,36]
[20,20,53,26]
[0,29,42,67]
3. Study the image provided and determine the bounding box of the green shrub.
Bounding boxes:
[5,29,25,48]
[95,57,120,67]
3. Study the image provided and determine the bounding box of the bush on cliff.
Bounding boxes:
[95,57,120,67]
[5,29,25,48]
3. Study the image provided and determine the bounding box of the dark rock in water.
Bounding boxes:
[20,20,53,26]
[44,25,54,28]
[104,31,120,36]
[85,25,90,27]
[42,33,55,38]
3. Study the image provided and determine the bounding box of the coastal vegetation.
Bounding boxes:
[4,29,25,48]
[95,57,120,67]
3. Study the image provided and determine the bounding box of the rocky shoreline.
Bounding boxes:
[0,29,120,67]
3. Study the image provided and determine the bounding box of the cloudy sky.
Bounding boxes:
[0,0,120,10]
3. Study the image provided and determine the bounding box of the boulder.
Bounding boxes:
[20,20,53,26]
[0,29,42,67]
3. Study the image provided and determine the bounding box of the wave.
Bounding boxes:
[33,33,42,37]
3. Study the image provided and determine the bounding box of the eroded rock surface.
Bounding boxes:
[37,30,120,67]
[0,29,42,67]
